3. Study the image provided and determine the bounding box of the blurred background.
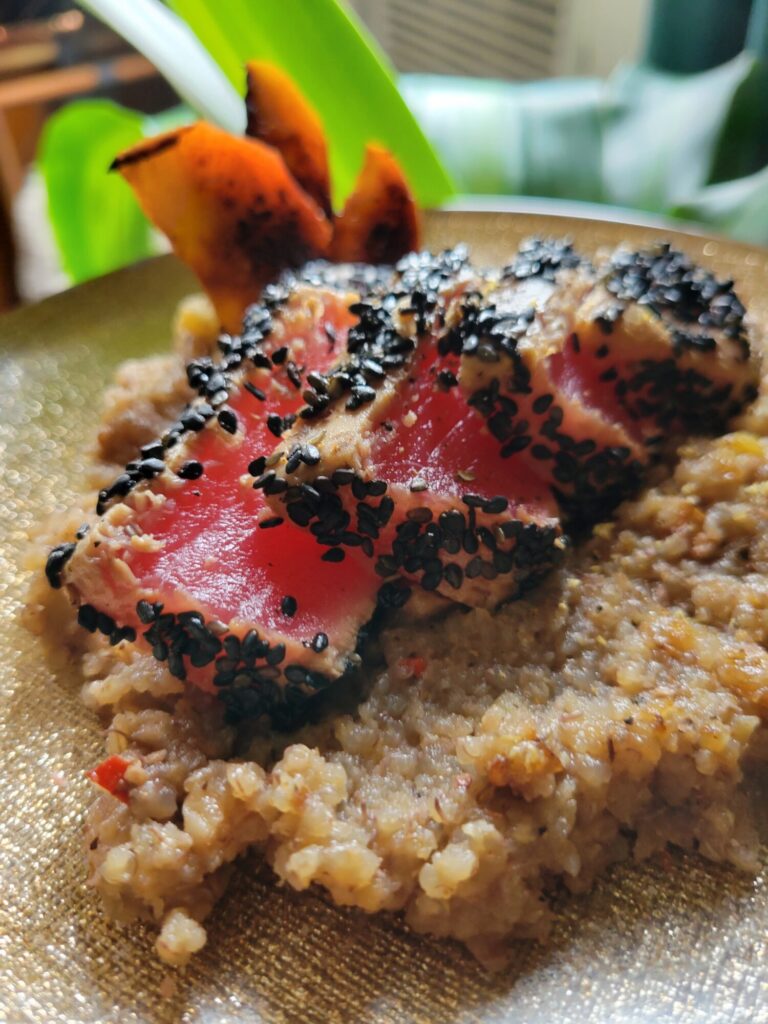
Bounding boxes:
[0,0,766,312]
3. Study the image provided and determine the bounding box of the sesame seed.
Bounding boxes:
[484,496,509,515]
[267,414,284,437]
[259,516,284,529]
[177,460,204,480]
[321,548,345,563]
[217,408,238,434]
[406,506,433,524]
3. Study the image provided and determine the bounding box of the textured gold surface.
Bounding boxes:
[2,213,768,1023]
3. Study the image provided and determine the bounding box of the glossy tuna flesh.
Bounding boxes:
[262,250,565,608]
[458,239,759,524]
[53,284,382,720]
[570,244,758,434]
[48,244,759,718]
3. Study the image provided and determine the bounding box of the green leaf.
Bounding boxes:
[167,0,454,208]
[39,101,194,283]
[401,75,604,202]
[78,0,244,131]
[601,54,757,213]
[672,163,768,244]
[707,60,768,183]
[38,100,151,282]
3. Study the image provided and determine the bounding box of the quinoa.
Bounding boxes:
[26,291,768,968]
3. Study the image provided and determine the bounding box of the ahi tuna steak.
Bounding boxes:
[47,241,759,719]
[49,281,384,720]
[457,239,759,523]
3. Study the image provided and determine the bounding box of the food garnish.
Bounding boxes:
[112,65,419,332]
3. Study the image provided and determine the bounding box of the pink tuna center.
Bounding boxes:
[548,342,645,442]
[115,300,377,645]
[370,347,553,513]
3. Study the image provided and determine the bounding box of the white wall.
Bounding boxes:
[349,0,651,79]
[554,0,651,76]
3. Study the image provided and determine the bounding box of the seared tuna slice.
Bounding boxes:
[571,243,758,436]
[51,285,381,719]
[458,239,646,523]
[458,239,758,523]
[262,253,564,609]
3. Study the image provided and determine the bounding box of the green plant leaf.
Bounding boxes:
[79,0,244,131]
[672,163,768,244]
[39,101,193,283]
[707,60,768,183]
[167,0,454,209]
[601,54,757,213]
[401,75,605,202]
[38,100,150,282]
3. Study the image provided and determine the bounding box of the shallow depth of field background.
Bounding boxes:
[0,0,765,312]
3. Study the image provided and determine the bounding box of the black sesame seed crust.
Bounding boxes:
[263,247,565,606]
[465,372,645,525]
[575,244,759,435]
[267,460,564,608]
[502,236,585,283]
[129,599,340,724]
[283,247,472,424]
[50,272,398,720]
[604,244,748,354]
[458,239,759,524]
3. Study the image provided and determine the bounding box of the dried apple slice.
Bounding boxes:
[245,60,332,217]
[330,144,420,264]
[112,122,333,332]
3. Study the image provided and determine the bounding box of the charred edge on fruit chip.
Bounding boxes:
[108,129,190,171]
[297,246,471,420]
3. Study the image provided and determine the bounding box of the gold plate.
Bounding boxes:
[2,211,768,1024]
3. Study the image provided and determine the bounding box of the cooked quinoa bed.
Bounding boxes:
[24,291,768,968]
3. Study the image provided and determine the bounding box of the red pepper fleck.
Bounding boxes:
[86,754,131,804]
[399,655,428,678]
